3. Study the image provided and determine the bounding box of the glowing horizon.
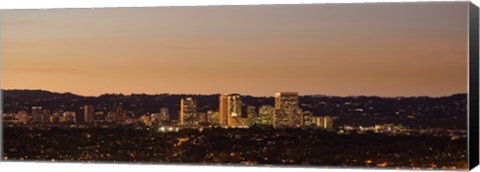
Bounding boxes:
[1,2,469,97]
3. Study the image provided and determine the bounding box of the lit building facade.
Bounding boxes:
[219,95,228,126]
[49,113,61,124]
[273,92,303,128]
[180,97,197,126]
[31,106,50,124]
[255,105,274,126]
[16,110,29,124]
[303,111,315,127]
[219,94,243,127]
[313,116,334,129]
[63,111,77,123]
[84,105,94,123]
[245,106,257,127]
[31,106,42,124]
[208,110,220,125]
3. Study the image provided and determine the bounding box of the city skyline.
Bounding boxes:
[1,2,469,97]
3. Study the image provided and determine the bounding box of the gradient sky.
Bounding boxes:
[0,2,469,97]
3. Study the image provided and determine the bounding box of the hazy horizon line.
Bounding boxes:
[1,88,467,99]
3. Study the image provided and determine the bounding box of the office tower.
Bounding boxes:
[31,106,43,124]
[219,94,243,127]
[227,94,242,127]
[273,92,302,128]
[16,110,29,124]
[160,107,170,121]
[180,97,197,126]
[219,95,228,126]
[63,111,77,123]
[84,105,94,123]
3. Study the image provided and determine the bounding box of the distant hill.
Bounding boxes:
[3,89,81,99]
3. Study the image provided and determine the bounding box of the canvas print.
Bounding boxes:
[0,2,473,170]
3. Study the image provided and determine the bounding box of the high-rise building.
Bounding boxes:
[227,94,242,127]
[219,94,243,127]
[31,106,43,124]
[256,105,274,126]
[84,105,94,123]
[219,95,228,126]
[273,92,303,128]
[180,97,197,126]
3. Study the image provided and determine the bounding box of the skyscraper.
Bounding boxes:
[219,95,228,126]
[180,97,197,126]
[219,94,243,127]
[84,105,94,123]
[273,92,303,128]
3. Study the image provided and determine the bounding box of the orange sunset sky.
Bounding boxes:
[0,2,469,97]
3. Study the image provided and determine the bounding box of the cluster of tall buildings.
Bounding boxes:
[15,105,130,125]
[178,92,334,129]
[20,106,78,125]
[11,92,333,129]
